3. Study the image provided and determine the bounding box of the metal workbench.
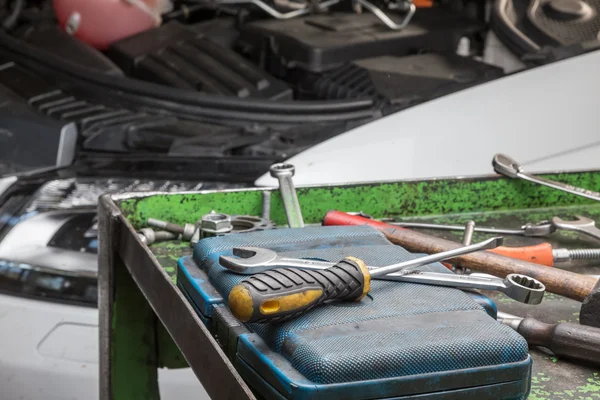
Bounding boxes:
[99,173,600,400]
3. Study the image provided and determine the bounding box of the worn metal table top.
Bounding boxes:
[100,172,600,400]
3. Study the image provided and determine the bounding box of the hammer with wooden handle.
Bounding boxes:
[323,211,600,328]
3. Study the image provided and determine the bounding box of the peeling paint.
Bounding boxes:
[530,372,600,400]
[118,172,600,229]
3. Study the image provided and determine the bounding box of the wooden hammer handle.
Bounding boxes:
[323,211,599,301]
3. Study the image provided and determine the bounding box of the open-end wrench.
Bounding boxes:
[552,216,600,242]
[493,154,600,202]
[270,163,304,228]
[220,237,503,275]
[220,243,546,304]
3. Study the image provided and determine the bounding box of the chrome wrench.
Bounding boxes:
[385,220,556,237]
[552,215,600,242]
[493,154,600,202]
[270,163,304,228]
[220,237,503,274]
[219,241,546,304]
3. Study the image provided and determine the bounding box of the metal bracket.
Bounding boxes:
[219,0,415,29]
[219,0,341,19]
[353,0,416,30]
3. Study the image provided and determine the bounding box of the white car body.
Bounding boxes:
[256,51,600,187]
[0,294,209,400]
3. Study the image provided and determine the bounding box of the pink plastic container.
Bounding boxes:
[53,0,161,50]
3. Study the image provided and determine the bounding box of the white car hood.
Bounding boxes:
[256,51,600,186]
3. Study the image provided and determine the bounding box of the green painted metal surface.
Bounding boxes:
[114,172,600,399]
[119,172,600,229]
[157,322,188,369]
[529,371,600,400]
[112,260,160,400]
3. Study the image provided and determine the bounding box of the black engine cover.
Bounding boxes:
[300,53,503,113]
[108,21,292,100]
[241,10,484,73]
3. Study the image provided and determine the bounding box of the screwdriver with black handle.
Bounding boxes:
[498,311,600,366]
[228,237,502,324]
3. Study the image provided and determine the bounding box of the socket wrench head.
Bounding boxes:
[503,274,545,305]
[270,163,295,179]
[493,154,523,178]
[521,220,556,237]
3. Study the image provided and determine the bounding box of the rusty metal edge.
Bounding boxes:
[107,168,600,202]
[98,194,256,400]
[99,194,121,400]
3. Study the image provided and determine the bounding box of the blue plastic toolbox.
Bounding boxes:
[177,226,532,400]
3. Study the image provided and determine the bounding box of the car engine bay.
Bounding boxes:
[0,4,599,397]
[0,0,599,178]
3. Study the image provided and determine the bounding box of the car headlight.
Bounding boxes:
[0,177,241,305]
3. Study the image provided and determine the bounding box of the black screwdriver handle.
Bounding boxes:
[228,257,371,323]
[519,318,600,366]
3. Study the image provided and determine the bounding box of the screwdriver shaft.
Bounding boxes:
[370,236,502,277]
[387,221,525,236]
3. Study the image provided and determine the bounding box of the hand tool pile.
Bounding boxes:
[136,165,286,245]
[154,156,600,400]
[229,157,600,368]
[225,238,546,323]
[163,155,600,391]
[385,217,600,266]
[138,211,274,245]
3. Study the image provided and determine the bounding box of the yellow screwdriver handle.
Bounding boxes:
[228,257,371,324]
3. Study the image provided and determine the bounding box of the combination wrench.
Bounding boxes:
[385,219,556,237]
[220,243,546,304]
[269,163,304,228]
[552,215,600,243]
[493,153,600,202]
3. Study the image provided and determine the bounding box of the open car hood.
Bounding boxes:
[256,50,600,186]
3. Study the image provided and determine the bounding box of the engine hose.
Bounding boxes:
[0,29,376,119]
[2,0,24,31]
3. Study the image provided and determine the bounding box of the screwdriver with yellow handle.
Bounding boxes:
[228,237,502,324]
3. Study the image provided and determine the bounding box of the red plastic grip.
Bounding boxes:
[322,210,555,267]
[489,243,554,267]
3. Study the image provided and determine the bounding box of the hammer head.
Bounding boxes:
[219,246,278,274]
[581,278,600,328]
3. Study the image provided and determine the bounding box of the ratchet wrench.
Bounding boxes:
[493,154,600,202]
[221,244,545,304]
